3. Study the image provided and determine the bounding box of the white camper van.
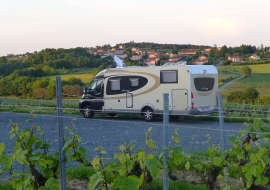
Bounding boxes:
[79,65,218,121]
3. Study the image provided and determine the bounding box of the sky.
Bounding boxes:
[1,0,270,56]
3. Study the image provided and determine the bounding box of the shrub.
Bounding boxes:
[240,65,252,77]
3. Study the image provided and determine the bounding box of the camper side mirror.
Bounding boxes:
[84,88,92,94]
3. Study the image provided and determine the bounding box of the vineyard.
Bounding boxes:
[1,118,270,190]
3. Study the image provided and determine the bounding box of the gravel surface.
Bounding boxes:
[0,112,246,179]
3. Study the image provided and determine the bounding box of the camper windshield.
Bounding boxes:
[89,79,103,94]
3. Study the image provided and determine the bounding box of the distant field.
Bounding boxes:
[220,73,270,98]
[48,73,94,84]
[7,57,25,61]
[218,70,240,80]
[220,64,270,98]
[158,49,172,53]
[225,64,270,73]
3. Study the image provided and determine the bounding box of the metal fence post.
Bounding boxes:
[218,93,228,181]
[163,93,169,190]
[56,77,66,190]
[218,93,226,152]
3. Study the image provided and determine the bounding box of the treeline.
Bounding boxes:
[0,60,34,77]
[0,75,85,99]
[230,60,270,66]
[115,42,210,50]
[0,48,102,78]
[27,47,101,68]
[227,87,270,105]
[210,45,256,58]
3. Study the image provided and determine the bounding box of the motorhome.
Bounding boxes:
[79,65,218,121]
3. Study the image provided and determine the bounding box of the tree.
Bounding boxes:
[219,45,228,57]
[240,65,252,77]
[47,80,56,98]
[32,88,49,99]
[242,87,259,101]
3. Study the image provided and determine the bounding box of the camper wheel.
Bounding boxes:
[83,105,94,118]
[142,107,155,122]
[169,115,181,120]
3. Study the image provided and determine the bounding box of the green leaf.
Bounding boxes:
[148,139,156,150]
[11,171,24,177]
[213,157,223,167]
[0,154,7,164]
[255,175,261,185]
[77,146,87,157]
[166,157,174,164]
[138,152,145,160]
[172,136,179,143]
[83,157,89,167]
[39,178,60,190]
[62,139,71,151]
[194,164,203,171]
[10,133,15,140]
[229,136,237,144]
[5,155,13,168]
[35,141,43,150]
[158,152,164,160]
[89,171,102,190]
[0,143,5,154]
[112,175,141,190]
[173,146,183,154]
[243,163,257,179]
[137,148,144,152]
[246,180,251,188]
[39,160,47,168]
[174,153,183,165]
[261,176,269,185]
[43,168,53,179]
[185,162,190,170]
[143,158,163,178]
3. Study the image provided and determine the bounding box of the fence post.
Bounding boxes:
[218,93,226,152]
[258,100,259,106]
[243,100,245,109]
[56,77,66,190]
[163,93,169,190]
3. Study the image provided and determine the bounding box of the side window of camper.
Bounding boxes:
[129,78,139,87]
[110,78,121,91]
[160,70,178,83]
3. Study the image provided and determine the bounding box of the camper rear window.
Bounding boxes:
[194,78,215,92]
[160,70,178,83]
[109,78,121,91]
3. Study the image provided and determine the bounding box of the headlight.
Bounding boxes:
[82,94,85,98]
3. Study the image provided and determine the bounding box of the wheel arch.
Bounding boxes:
[140,103,156,115]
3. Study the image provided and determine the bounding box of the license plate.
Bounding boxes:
[202,107,211,111]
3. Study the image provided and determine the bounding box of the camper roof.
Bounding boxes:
[186,65,217,75]
[95,65,217,78]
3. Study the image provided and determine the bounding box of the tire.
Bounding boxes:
[143,107,155,122]
[169,115,181,120]
[83,105,94,118]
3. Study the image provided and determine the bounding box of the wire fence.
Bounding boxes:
[0,96,270,189]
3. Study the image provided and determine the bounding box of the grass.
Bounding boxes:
[66,165,95,180]
[157,49,172,53]
[218,70,242,87]
[0,180,13,190]
[146,179,209,190]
